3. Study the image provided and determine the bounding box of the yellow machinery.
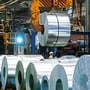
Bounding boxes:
[0,18,15,54]
[31,0,72,32]
[0,30,15,54]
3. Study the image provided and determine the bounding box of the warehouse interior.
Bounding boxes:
[0,0,90,90]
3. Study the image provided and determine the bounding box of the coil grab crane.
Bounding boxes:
[31,0,72,32]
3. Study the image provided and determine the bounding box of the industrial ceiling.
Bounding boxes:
[0,0,32,15]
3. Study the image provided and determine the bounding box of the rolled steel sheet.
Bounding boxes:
[18,55,44,61]
[1,55,22,89]
[15,55,44,90]
[38,12,71,47]
[25,60,68,90]
[15,60,33,90]
[40,58,68,90]
[17,55,44,78]
[57,57,79,89]
[49,64,68,90]
[72,55,90,90]
[44,57,79,89]
[15,61,24,90]
[37,79,41,90]
[25,61,57,90]
[0,55,4,80]
[41,75,49,90]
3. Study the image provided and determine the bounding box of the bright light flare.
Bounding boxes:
[16,37,23,43]
[15,32,25,46]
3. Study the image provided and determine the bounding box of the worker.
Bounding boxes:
[49,51,54,59]
[0,81,3,90]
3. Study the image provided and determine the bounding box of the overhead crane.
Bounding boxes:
[29,0,73,54]
[31,0,72,32]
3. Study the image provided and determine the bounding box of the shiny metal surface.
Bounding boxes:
[38,12,71,47]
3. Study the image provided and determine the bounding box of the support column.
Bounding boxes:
[86,0,90,53]
[31,30,37,54]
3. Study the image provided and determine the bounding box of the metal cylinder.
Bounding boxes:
[1,55,22,89]
[38,12,71,47]
[0,55,4,80]
[72,55,90,90]
[15,55,44,90]
[25,60,68,90]
[41,75,49,90]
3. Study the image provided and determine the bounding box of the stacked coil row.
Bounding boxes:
[0,55,84,90]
